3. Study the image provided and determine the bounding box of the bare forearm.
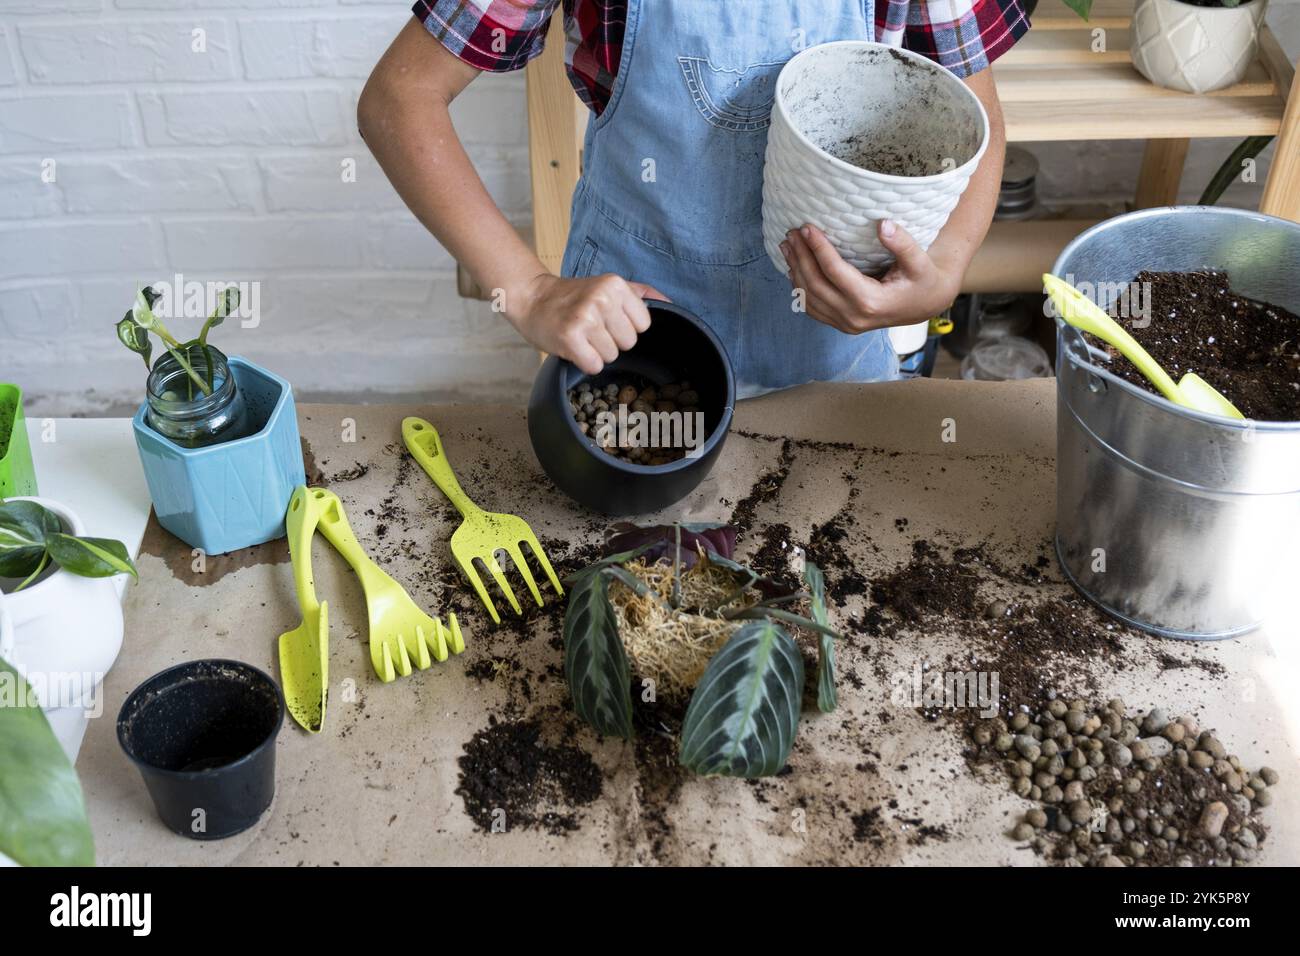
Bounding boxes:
[927,67,1006,285]
[359,20,545,309]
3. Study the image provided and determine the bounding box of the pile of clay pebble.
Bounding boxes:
[568,380,701,465]
[969,698,1278,867]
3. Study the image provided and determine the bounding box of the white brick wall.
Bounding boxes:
[0,1,1297,415]
[0,0,537,415]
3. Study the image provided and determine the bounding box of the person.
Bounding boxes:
[361,0,1028,396]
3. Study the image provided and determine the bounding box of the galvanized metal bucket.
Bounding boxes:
[1052,206,1300,640]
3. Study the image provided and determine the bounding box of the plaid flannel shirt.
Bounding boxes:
[412,0,1029,114]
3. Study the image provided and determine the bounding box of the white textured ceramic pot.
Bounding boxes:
[0,497,124,762]
[762,42,988,352]
[1131,0,1267,94]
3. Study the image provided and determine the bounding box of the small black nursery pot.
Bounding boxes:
[117,659,284,840]
[528,300,736,516]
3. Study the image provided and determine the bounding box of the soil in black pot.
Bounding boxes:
[1103,270,1300,421]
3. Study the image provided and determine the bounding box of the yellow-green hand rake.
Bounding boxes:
[402,417,563,624]
[314,488,464,683]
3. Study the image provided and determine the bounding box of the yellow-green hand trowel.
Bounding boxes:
[1043,273,1244,420]
[278,486,330,733]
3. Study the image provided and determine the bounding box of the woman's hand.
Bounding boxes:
[506,273,670,374]
[780,222,962,334]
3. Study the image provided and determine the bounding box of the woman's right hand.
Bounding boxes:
[507,273,669,374]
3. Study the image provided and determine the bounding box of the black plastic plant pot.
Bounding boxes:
[116,659,284,840]
[528,299,736,516]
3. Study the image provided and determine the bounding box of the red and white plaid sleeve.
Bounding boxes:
[411,0,561,73]
[876,0,1031,77]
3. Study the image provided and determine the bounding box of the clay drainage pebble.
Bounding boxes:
[568,379,700,465]
[970,700,1277,866]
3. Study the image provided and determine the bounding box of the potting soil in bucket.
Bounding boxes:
[117,659,284,839]
[1052,206,1300,639]
[1098,270,1300,422]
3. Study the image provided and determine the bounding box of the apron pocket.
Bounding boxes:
[677,56,783,132]
[572,238,601,278]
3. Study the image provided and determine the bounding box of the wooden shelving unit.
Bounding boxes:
[457,2,1299,299]
[966,0,1299,292]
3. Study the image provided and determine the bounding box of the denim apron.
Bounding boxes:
[560,0,899,398]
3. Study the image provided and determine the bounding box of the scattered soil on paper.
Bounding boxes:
[456,716,603,835]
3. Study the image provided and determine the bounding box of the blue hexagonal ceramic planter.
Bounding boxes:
[132,357,304,554]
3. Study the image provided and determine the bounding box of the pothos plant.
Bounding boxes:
[0,498,135,866]
[0,499,138,592]
[115,285,240,400]
[562,522,839,778]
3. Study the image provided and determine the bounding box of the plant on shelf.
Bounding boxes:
[116,285,239,400]
[1057,0,1250,20]
[1126,0,1268,95]
[562,522,839,778]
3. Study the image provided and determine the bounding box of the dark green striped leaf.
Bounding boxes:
[679,619,803,778]
[563,569,633,739]
[805,562,837,713]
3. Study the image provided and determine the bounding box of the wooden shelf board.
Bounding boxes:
[999,27,1134,65]
[1005,95,1283,141]
[995,62,1277,102]
[993,2,1287,142]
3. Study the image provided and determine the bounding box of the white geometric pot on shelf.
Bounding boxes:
[1131,0,1267,95]
[761,41,989,353]
[0,497,124,763]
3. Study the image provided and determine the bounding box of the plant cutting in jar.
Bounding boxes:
[116,285,239,400]
[562,522,839,778]
[0,498,137,593]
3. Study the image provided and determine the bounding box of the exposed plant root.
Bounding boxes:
[608,555,760,701]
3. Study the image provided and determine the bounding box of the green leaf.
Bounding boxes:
[0,657,95,866]
[563,568,633,739]
[199,286,238,346]
[1198,136,1272,205]
[1060,0,1093,18]
[679,619,804,778]
[131,288,159,331]
[0,501,58,579]
[729,604,840,639]
[45,534,137,580]
[116,314,153,370]
[805,562,837,713]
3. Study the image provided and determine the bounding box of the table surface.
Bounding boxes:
[73,382,1300,866]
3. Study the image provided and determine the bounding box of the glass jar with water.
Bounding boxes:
[145,345,250,448]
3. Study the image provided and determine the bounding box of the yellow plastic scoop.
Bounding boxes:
[278,486,329,733]
[1043,273,1244,420]
[314,488,464,683]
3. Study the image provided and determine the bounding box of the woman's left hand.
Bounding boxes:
[780,222,961,334]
